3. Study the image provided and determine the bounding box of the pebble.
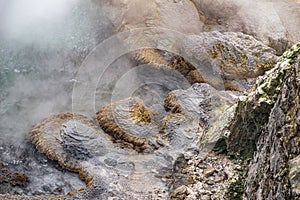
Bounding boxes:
[172,185,187,196]
[203,166,216,177]
[173,151,241,199]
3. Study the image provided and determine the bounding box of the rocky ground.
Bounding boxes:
[1,0,300,199]
[166,42,300,200]
[0,141,85,196]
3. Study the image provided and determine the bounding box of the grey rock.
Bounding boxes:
[289,156,300,196]
[134,31,278,91]
[191,0,300,55]
[244,43,300,199]
[182,31,278,90]
[165,83,238,126]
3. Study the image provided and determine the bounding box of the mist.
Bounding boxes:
[0,0,114,145]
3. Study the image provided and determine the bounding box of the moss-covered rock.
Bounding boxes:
[226,43,300,160]
[245,43,300,199]
[199,42,299,199]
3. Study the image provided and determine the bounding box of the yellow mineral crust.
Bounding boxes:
[96,97,161,152]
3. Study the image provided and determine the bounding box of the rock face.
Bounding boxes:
[211,43,300,199]
[191,0,300,54]
[135,31,278,91]
[244,43,300,199]
[215,44,300,161]
[289,156,300,197]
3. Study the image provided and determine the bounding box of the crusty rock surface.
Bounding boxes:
[135,31,278,91]
[0,80,243,199]
[2,45,299,199]
[2,0,299,199]
[191,0,300,54]
[24,112,172,199]
[164,83,238,126]
[96,97,162,152]
[0,142,86,197]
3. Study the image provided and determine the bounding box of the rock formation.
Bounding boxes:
[96,97,162,152]
[99,0,300,55]
[244,42,300,199]
[191,0,300,54]
[205,42,300,199]
[1,0,300,198]
[0,80,239,199]
[134,31,278,91]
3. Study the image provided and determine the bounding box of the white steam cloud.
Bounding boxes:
[0,0,79,45]
[0,0,114,145]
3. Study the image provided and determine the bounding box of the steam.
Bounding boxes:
[0,0,114,145]
[0,0,79,45]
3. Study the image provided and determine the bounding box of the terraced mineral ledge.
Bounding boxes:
[96,97,161,152]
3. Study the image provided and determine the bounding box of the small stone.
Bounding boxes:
[205,179,215,185]
[203,166,216,177]
[156,140,165,147]
[172,185,187,196]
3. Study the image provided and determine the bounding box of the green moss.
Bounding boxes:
[255,42,300,104]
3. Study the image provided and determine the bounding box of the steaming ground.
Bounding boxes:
[0,1,117,194]
[0,0,192,195]
[0,0,114,145]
